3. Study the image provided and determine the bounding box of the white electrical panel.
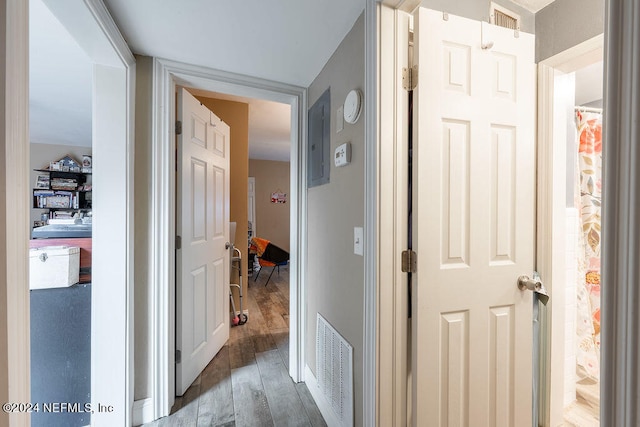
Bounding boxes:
[334,142,351,167]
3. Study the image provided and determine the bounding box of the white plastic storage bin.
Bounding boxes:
[29,246,80,289]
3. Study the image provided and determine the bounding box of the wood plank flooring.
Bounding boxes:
[143,265,325,427]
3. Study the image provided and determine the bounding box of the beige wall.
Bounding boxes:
[29,144,91,227]
[249,159,290,252]
[195,96,249,308]
[306,12,365,427]
[133,55,153,399]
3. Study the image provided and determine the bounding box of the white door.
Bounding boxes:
[412,8,535,426]
[176,88,231,395]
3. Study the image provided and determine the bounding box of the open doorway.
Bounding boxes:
[145,59,308,423]
[561,60,603,426]
[151,88,313,425]
[28,2,94,426]
[537,35,604,427]
[23,0,135,425]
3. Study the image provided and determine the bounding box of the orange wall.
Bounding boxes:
[195,95,249,307]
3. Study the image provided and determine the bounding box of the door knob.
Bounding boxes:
[225,242,232,250]
[517,273,549,305]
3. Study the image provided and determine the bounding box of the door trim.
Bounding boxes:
[2,1,30,424]
[536,34,603,426]
[150,57,307,418]
[376,4,410,426]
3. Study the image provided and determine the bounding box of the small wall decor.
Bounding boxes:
[82,155,92,173]
[270,190,287,204]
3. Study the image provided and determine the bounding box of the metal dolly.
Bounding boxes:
[230,246,247,326]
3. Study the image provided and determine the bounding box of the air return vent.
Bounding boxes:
[316,313,353,427]
[490,2,520,30]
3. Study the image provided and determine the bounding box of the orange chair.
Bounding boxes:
[249,237,289,286]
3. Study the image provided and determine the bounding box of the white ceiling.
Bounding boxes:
[510,0,556,12]
[30,0,364,153]
[29,0,93,147]
[31,0,577,152]
[102,0,366,88]
[189,89,292,162]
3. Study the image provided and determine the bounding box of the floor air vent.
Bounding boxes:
[490,2,520,30]
[316,313,353,427]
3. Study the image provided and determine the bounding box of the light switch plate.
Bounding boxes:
[336,106,344,133]
[354,227,363,256]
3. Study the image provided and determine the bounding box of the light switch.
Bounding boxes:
[354,227,363,256]
[336,106,344,133]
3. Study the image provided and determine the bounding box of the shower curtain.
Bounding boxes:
[575,109,602,381]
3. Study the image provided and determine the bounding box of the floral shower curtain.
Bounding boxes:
[575,109,602,381]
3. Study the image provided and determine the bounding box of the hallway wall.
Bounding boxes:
[306,11,365,427]
[248,159,290,252]
[536,0,604,62]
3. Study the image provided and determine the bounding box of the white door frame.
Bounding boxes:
[149,58,307,417]
[536,34,604,426]
[375,3,411,426]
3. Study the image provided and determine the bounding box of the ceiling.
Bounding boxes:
[30,0,364,159]
[32,0,598,157]
[510,0,556,12]
[189,89,292,162]
[103,0,366,88]
[29,0,93,148]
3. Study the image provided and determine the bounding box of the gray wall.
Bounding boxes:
[306,12,366,427]
[420,0,535,33]
[133,55,153,400]
[536,0,604,61]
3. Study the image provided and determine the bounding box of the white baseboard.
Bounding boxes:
[132,398,154,426]
[304,365,342,427]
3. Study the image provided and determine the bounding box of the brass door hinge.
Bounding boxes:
[402,65,418,91]
[401,250,417,273]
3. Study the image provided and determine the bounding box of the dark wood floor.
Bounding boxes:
[143,265,326,427]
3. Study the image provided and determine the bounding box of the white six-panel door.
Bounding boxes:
[176,88,230,395]
[412,8,536,426]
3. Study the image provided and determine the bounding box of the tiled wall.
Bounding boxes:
[564,208,579,405]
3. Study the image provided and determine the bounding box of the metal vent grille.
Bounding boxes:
[490,2,520,30]
[316,313,353,427]
[494,9,518,29]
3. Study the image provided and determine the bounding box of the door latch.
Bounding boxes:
[517,271,549,305]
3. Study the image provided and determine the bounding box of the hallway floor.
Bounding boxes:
[144,265,326,427]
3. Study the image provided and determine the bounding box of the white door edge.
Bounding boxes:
[150,58,307,419]
[536,34,604,427]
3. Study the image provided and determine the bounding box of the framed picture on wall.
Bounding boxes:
[270,191,287,204]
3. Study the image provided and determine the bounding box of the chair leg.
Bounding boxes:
[254,266,261,282]
[265,266,277,286]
